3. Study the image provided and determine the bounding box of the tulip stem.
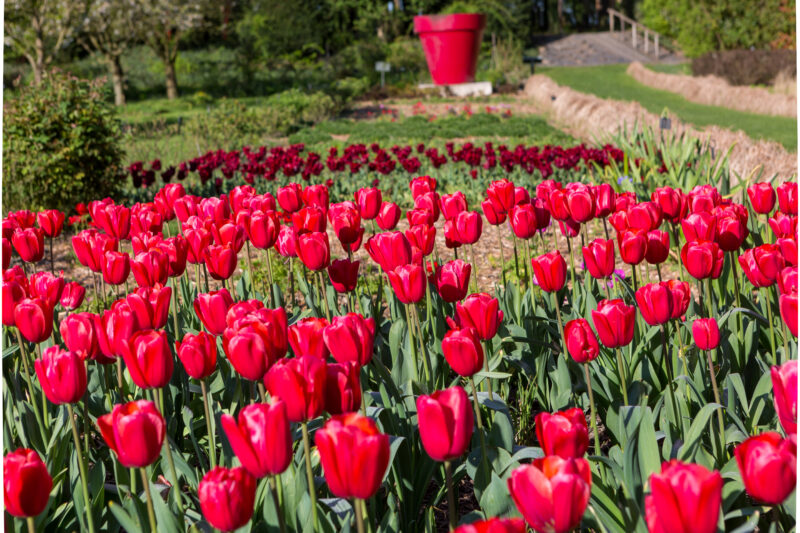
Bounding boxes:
[67,403,97,533]
[468,377,491,485]
[317,272,331,321]
[482,338,494,402]
[760,287,778,366]
[566,237,577,305]
[301,422,319,530]
[258,382,268,403]
[49,236,54,275]
[157,388,186,518]
[552,292,568,361]
[140,468,158,533]
[772,287,789,362]
[354,498,366,533]
[524,239,537,316]
[13,329,46,443]
[511,233,520,282]
[614,347,629,406]
[200,380,217,469]
[403,304,421,385]
[411,305,433,388]
[269,476,287,533]
[705,348,727,461]
[444,461,457,530]
[496,225,507,286]
[470,244,479,293]
[26,516,35,533]
[245,241,255,295]
[675,323,691,402]
[661,325,680,431]
[583,363,602,457]
[171,279,181,339]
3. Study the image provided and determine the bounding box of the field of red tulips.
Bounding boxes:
[2,153,797,533]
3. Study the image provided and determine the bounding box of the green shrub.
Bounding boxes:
[3,70,124,214]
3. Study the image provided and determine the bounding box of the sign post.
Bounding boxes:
[375,61,391,88]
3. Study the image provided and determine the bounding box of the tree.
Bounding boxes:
[136,0,206,99]
[4,0,84,84]
[80,0,143,105]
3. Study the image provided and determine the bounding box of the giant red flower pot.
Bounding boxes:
[413,13,486,85]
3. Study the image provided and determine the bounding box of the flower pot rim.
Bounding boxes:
[413,13,486,34]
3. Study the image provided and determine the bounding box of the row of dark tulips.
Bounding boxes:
[2,170,797,532]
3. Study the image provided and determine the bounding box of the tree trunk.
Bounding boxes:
[164,58,178,100]
[108,54,126,106]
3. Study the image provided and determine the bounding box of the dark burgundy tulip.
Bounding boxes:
[565,183,595,223]
[29,271,65,310]
[682,240,724,280]
[102,250,131,285]
[593,183,616,218]
[376,201,401,230]
[11,227,45,263]
[3,448,52,518]
[355,187,382,220]
[127,285,171,330]
[325,361,362,415]
[36,209,65,238]
[582,238,615,279]
[509,203,538,239]
[194,288,234,335]
[131,248,169,287]
[481,198,507,225]
[486,178,516,214]
[277,183,303,213]
[531,250,567,292]
[681,212,716,243]
[455,293,503,340]
[245,210,280,250]
[433,260,471,302]
[747,182,776,214]
[454,211,482,245]
[288,317,330,359]
[442,326,483,377]
[777,181,798,215]
[651,186,684,223]
[264,355,327,423]
[328,258,359,293]
[635,283,673,326]
[296,231,330,271]
[440,191,468,221]
[645,230,670,264]
[204,243,238,281]
[738,244,786,287]
[618,229,647,266]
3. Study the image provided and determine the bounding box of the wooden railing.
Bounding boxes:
[608,8,672,60]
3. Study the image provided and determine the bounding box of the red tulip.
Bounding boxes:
[635,282,673,326]
[291,206,327,235]
[433,260,471,302]
[302,184,329,212]
[735,432,796,505]
[97,400,165,467]
[14,297,53,343]
[264,356,326,423]
[325,362,362,415]
[288,317,330,359]
[454,293,503,340]
[198,466,257,532]
[91,202,131,240]
[414,191,441,222]
[771,360,797,434]
[747,182,776,214]
[410,175,437,198]
[328,258,359,293]
[487,179,516,214]
[644,230,670,264]
[681,212,716,243]
[376,201,401,230]
[508,456,591,533]
[509,203,538,239]
[617,229,647,265]
[221,399,292,478]
[210,222,246,252]
[323,313,376,367]
[443,219,462,249]
[627,201,662,231]
[535,408,589,458]
[780,292,798,336]
[591,299,635,348]
[101,251,130,285]
[387,263,426,304]
[2,280,26,327]
[315,413,390,499]
[531,251,567,293]
[130,207,163,238]
[582,238,615,279]
[406,207,434,227]
[131,248,169,287]
[121,329,173,389]
[157,236,189,277]
[154,183,186,221]
[692,318,719,350]
[442,326,483,377]
[96,302,136,363]
[454,211,483,245]
[777,237,797,267]
[245,210,281,249]
[11,227,45,263]
[416,386,473,461]
[29,271,64,310]
[644,460,722,533]
[768,211,798,239]
[175,331,217,380]
[126,285,171,330]
[563,319,600,363]
[34,346,87,405]
[663,280,690,320]
[714,206,749,251]
[194,288,234,336]
[439,192,468,222]
[184,224,212,264]
[277,183,303,213]
[222,307,287,381]
[3,237,10,270]
[738,244,786,287]
[60,281,86,310]
[681,241,724,280]
[565,183,595,223]
[548,189,570,221]
[3,448,52,517]
[777,181,798,215]
[174,195,199,222]
[329,203,363,245]
[355,187,382,219]
[651,186,684,223]
[593,184,616,218]
[296,231,330,271]
[365,231,412,272]
[557,218,581,238]
[453,518,526,533]
[59,312,101,360]
[481,198,507,225]
[204,243,238,281]
[72,229,115,272]
[36,209,65,238]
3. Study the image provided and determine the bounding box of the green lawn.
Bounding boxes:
[539,64,797,151]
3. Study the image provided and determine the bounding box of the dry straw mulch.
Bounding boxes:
[626,61,796,118]
[523,74,798,181]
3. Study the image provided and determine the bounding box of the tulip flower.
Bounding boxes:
[355,187,382,219]
[508,456,591,533]
[714,207,749,251]
[329,203,363,245]
[406,224,436,256]
[324,362,362,415]
[771,360,797,434]
[365,231,412,272]
[289,317,330,359]
[245,210,280,249]
[617,229,647,265]
[531,251,567,292]
[535,408,589,459]
[204,243,238,281]
[2,280,26,327]
[563,319,600,363]
[96,302,136,363]
[747,182,776,214]
[11,227,45,263]
[221,399,292,478]
[102,250,131,285]
[681,241,724,280]
[198,467,257,532]
[509,203,538,239]
[328,258,359,293]
[97,400,165,467]
[296,231,330,271]
[454,211,482,245]
[644,460,722,533]
[627,201,662,231]
[175,331,217,380]
[582,238,615,280]
[264,356,327,423]
[681,212,716,243]
[33,346,87,405]
[131,248,169,287]
[315,413,390,499]
[651,186,684,223]
[416,386,473,462]
[644,230,670,264]
[481,198,507,225]
[557,218,580,238]
[126,285,171,330]
[777,181,798,214]
[277,183,303,213]
[29,271,64,310]
[433,260,471,302]
[376,201,401,230]
[454,293,503,340]
[59,312,101,360]
[223,322,282,382]
[591,299,635,349]
[72,229,118,272]
[387,263,426,304]
[442,326,484,377]
[158,236,189,277]
[194,288,234,335]
[453,518,526,533]
[302,184,329,212]
[738,244,786,287]
[768,211,797,240]
[487,179,516,213]
[565,183,595,223]
[734,432,797,505]
[14,297,53,343]
[323,313,376,367]
[36,209,65,238]
[184,224,212,264]
[2,237,11,270]
[414,191,441,221]
[60,281,86,310]
[635,283,673,326]
[410,175,437,198]
[777,237,797,267]
[692,318,720,351]
[91,202,131,239]
[121,329,173,389]
[3,448,52,518]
